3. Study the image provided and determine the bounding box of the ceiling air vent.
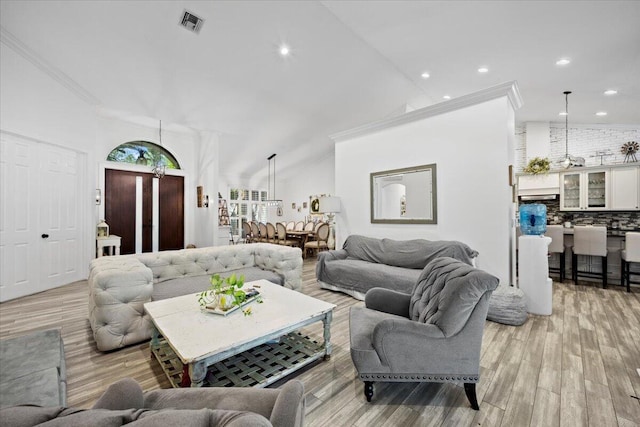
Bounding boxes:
[179,10,204,34]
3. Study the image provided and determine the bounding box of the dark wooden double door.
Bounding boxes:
[105,169,184,255]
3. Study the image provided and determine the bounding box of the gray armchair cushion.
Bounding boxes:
[409,257,499,337]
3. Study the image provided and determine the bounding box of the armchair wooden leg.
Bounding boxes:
[364,381,374,402]
[464,383,479,410]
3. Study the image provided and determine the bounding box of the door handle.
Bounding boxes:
[41,234,49,239]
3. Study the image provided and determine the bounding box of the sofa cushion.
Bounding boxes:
[409,257,499,337]
[0,329,66,409]
[343,235,478,269]
[152,267,283,301]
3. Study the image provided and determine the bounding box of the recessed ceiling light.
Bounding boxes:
[279,44,290,57]
[596,111,608,116]
[421,72,430,79]
[604,89,618,95]
[443,95,451,100]
[477,67,489,73]
[556,58,571,66]
[559,111,568,116]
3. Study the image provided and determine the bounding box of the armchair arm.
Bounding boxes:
[372,317,445,367]
[365,288,411,318]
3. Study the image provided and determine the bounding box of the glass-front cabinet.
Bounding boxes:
[560,169,608,211]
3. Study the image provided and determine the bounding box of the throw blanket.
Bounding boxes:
[342,235,478,269]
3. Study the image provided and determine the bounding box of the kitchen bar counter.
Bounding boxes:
[560,227,640,237]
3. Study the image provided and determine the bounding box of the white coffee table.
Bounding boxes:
[144,279,336,388]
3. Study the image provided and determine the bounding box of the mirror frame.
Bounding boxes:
[370,163,437,224]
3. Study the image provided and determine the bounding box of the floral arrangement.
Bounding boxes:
[523,157,551,175]
[197,273,259,316]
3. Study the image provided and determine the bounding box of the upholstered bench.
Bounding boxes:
[0,328,67,409]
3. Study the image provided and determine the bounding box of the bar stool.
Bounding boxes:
[621,232,640,293]
[571,226,608,288]
[546,225,565,282]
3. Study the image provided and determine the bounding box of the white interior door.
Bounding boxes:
[0,134,85,302]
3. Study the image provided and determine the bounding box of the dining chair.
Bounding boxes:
[258,223,268,243]
[250,222,260,243]
[242,222,253,243]
[276,222,297,247]
[304,223,329,258]
[294,221,304,231]
[286,221,295,231]
[304,222,315,231]
[266,222,277,243]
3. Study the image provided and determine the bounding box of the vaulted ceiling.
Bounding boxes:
[1,1,638,179]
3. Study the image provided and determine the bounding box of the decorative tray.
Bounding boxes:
[200,289,261,316]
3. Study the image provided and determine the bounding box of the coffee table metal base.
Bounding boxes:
[151,332,325,388]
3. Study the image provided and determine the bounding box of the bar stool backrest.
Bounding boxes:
[546,225,564,254]
[573,226,607,257]
[624,232,640,262]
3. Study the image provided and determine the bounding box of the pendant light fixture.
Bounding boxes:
[152,120,166,179]
[561,91,573,169]
[265,154,283,215]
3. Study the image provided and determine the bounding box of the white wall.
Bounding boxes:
[335,96,516,286]
[279,153,335,222]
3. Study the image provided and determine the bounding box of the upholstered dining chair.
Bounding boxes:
[294,221,304,231]
[242,222,253,243]
[349,257,499,409]
[266,222,277,243]
[304,222,329,258]
[304,221,315,231]
[250,222,260,243]
[286,221,295,231]
[258,223,268,242]
[276,222,297,247]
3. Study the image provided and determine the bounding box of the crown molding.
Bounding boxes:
[1,26,101,106]
[330,81,522,143]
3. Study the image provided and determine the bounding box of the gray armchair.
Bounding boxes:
[349,257,499,409]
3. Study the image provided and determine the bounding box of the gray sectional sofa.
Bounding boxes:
[316,235,478,300]
[89,243,303,351]
[1,377,305,427]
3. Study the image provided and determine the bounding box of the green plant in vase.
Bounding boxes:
[523,157,550,175]
[198,273,250,313]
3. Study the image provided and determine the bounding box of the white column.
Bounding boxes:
[152,177,159,252]
[135,176,143,254]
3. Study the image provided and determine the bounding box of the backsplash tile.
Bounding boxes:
[519,199,640,229]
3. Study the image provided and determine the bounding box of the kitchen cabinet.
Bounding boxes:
[517,173,560,196]
[560,169,608,211]
[610,166,639,210]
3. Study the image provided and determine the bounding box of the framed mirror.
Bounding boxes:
[370,163,437,224]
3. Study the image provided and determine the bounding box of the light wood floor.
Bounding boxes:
[1,259,639,426]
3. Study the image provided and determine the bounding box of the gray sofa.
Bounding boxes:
[89,243,303,351]
[0,329,66,409]
[316,235,478,300]
[0,377,305,427]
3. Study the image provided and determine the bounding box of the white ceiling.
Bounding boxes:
[1,1,639,180]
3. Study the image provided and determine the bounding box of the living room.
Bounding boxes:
[1,1,639,426]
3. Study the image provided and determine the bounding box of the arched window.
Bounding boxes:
[106,141,180,169]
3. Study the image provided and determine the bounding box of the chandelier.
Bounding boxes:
[264,153,283,216]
